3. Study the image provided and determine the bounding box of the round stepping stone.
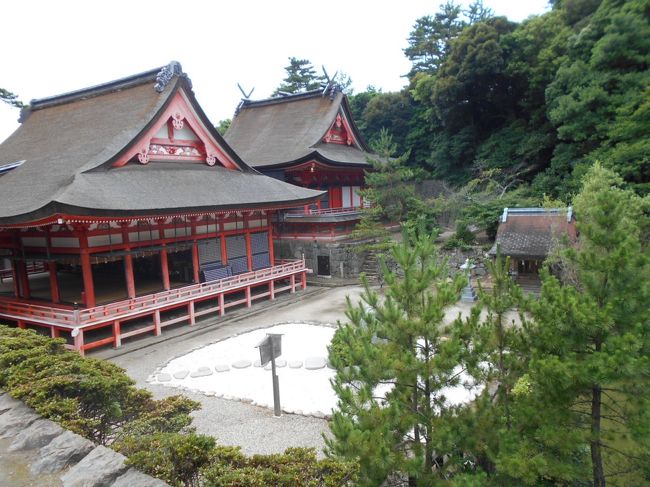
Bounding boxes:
[215,364,230,373]
[288,360,303,369]
[190,367,213,378]
[157,373,172,382]
[305,357,327,370]
[173,370,189,380]
[263,363,272,371]
[276,359,287,368]
[232,360,252,369]
[253,360,261,367]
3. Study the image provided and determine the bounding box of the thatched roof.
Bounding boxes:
[224,90,371,169]
[0,63,321,225]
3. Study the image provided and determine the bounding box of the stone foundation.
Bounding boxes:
[274,239,369,278]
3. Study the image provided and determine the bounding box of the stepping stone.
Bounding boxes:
[232,360,252,369]
[276,359,287,368]
[157,373,172,382]
[253,360,261,367]
[215,364,230,373]
[305,357,327,370]
[288,360,303,369]
[173,370,189,379]
[190,367,213,378]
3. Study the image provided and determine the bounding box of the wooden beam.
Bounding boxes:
[124,255,136,299]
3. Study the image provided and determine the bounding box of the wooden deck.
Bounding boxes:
[0,260,309,355]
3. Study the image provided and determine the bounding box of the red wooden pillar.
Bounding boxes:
[220,229,228,264]
[17,320,26,329]
[11,260,19,297]
[290,274,296,293]
[153,309,161,336]
[16,261,30,298]
[245,286,252,307]
[160,247,170,290]
[51,327,60,339]
[73,328,85,356]
[245,232,253,272]
[301,271,307,290]
[48,262,60,303]
[113,320,122,348]
[190,217,200,283]
[218,293,225,316]
[191,243,200,283]
[267,217,275,266]
[121,224,136,299]
[188,301,195,325]
[76,226,96,308]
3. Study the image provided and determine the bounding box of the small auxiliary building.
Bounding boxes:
[0,63,321,354]
[225,87,374,278]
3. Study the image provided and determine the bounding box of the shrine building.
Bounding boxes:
[225,86,374,278]
[0,62,322,355]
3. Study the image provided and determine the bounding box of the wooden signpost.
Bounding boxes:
[256,333,282,416]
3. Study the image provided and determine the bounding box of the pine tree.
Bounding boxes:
[326,229,469,486]
[504,164,650,485]
[273,57,323,95]
[0,88,24,108]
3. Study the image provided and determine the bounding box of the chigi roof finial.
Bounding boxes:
[154,61,187,92]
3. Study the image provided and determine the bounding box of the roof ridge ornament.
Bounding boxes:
[154,61,185,93]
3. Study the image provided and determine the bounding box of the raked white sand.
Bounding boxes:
[151,323,481,416]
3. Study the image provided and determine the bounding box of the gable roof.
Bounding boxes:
[0,62,321,225]
[224,89,372,169]
[489,207,577,259]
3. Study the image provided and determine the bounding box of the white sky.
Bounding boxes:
[0,0,550,143]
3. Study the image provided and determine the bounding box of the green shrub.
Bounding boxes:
[201,447,358,487]
[118,432,215,487]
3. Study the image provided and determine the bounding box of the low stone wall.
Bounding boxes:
[0,391,168,487]
[275,239,368,278]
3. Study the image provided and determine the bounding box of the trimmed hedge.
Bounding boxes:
[0,325,358,487]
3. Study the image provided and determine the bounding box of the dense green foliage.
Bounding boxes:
[327,230,466,485]
[329,165,650,485]
[349,0,649,197]
[273,57,324,95]
[0,87,23,108]
[0,326,357,486]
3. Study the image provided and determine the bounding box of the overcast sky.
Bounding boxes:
[0,0,550,143]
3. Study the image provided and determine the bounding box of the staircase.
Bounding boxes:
[361,249,382,283]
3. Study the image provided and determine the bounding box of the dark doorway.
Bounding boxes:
[317,255,330,276]
[167,249,194,286]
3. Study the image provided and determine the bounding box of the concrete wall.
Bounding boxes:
[274,239,368,278]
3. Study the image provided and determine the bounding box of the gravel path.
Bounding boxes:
[100,285,365,457]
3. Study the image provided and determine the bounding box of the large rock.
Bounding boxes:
[31,430,94,475]
[60,445,128,487]
[0,392,22,414]
[0,402,40,438]
[9,418,64,451]
[112,468,170,487]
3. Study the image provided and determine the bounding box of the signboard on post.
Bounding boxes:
[257,333,282,367]
[256,333,283,416]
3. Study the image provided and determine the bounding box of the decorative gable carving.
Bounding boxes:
[323,112,357,147]
[113,91,238,170]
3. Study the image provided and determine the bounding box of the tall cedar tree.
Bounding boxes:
[326,229,468,486]
[273,57,323,95]
[505,164,650,485]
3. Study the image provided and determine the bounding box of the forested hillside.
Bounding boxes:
[350,0,649,197]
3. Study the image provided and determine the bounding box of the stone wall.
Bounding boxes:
[274,239,369,279]
[0,391,168,487]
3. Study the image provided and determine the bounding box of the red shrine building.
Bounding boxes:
[225,87,374,277]
[0,62,322,354]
